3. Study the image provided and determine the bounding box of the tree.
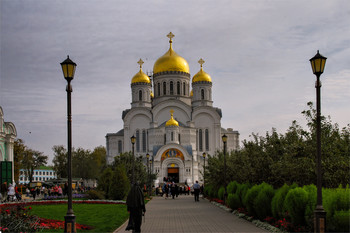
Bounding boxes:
[13,139,26,183]
[21,149,48,183]
[52,145,67,178]
[108,164,130,200]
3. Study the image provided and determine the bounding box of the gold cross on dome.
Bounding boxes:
[137,58,144,68]
[170,109,174,116]
[167,32,175,42]
[198,58,205,68]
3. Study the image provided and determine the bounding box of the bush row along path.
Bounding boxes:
[115,195,268,233]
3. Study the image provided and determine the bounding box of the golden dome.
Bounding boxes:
[190,90,193,97]
[192,58,212,83]
[153,32,190,74]
[131,59,151,84]
[166,110,179,127]
[150,91,154,98]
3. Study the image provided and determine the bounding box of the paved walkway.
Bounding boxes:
[115,195,268,233]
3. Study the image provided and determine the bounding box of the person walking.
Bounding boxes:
[1,182,8,202]
[126,184,146,233]
[193,181,200,202]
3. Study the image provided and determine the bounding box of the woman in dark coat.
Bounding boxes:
[126,184,146,233]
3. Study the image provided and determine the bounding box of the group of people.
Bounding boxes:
[0,182,21,202]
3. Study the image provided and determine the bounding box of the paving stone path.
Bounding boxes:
[115,195,268,233]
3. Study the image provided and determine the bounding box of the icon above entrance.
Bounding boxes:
[161,148,184,161]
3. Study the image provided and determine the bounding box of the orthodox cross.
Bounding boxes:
[198,58,205,68]
[170,109,174,117]
[137,58,144,69]
[167,32,175,43]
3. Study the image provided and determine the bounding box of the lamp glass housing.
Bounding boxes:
[203,152,206,158]
[310,50,327,76]
[131,135,136,144]
[146,153,150,158]
[222,134,228,143]
[61,56,77,80]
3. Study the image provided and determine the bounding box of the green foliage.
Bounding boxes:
[86,189,105,200]
[323,185,350,231]
[1,203,39,232]
[302,184,317,229]
[203,184,213,197]
[254,182,275,220]
[284,187,308,225]
[218,186,225,200]
[227,181,239,194]
[243,184,261,217]
[227,193,241,210]
[205,102,349,189]
[108,165,130,200]
[271,183,297,219]
[98,167,114,199]
[332,210,350,232]
[52,145,68,178]
[236,183,250,207]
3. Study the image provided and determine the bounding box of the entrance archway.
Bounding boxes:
[167,163,179,183]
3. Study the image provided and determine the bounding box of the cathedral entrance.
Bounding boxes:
[167,167,179,183]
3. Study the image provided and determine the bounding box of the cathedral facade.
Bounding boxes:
[106,33,239,186]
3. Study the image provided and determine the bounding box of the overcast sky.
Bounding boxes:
[1,0,349,164]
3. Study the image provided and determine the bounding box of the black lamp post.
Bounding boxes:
[222,134,228,205]
[149,158,153,195]
[310,50,327,233]
[131,135,136,184]
[202,152,206,187]
[60,55,77,233]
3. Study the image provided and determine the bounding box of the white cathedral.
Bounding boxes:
[106,33,239,186]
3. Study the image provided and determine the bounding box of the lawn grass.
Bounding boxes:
[29,203,129,232]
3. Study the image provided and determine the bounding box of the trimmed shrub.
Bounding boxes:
[254,182,275,220]
[227,193,241,210]
[284,187,308,225]
[271,183,298,219]
[86,189,105,200]
[227,181,239,194]
[303,184,317,229]
[204,184,213,197]
[243,184,261,217]
[236,183,250,207]
[323,185,350,231]
[218,186,225,201]
[333,210,350,232]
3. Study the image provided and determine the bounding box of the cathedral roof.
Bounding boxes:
[165,110,179,127]
[192,58,212,83]
[131,59,151,84]
[153,32,190,75]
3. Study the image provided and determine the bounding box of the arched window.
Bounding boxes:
[139,90,143,101]
[157,83,160,97]
[177,81,180,95]
[118,140,122,153]
[205,129,209,151]
[163,82,166,95]
[199,129,203,151]
[183,82,186,96]
[142,130,146,152]
[171,132,174,141]
[170,81,174,95]
[201,89,205,100]
[136,130,140,152]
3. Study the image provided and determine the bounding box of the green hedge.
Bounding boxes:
[206,181,349,232]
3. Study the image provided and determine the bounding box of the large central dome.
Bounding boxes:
[153,32,190,75]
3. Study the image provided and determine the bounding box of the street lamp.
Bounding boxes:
[202,152,206,188]
[310,50,327,233]
[149,158,153,195]
[60,55,77,233]
[222,134,228,205]
[131,135,136,184]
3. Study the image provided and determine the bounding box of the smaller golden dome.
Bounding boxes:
[131,59,151,84]
[166,110,179,127]
[192,58,212,83]
[190,90,193,97]
[150,91,154,98]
